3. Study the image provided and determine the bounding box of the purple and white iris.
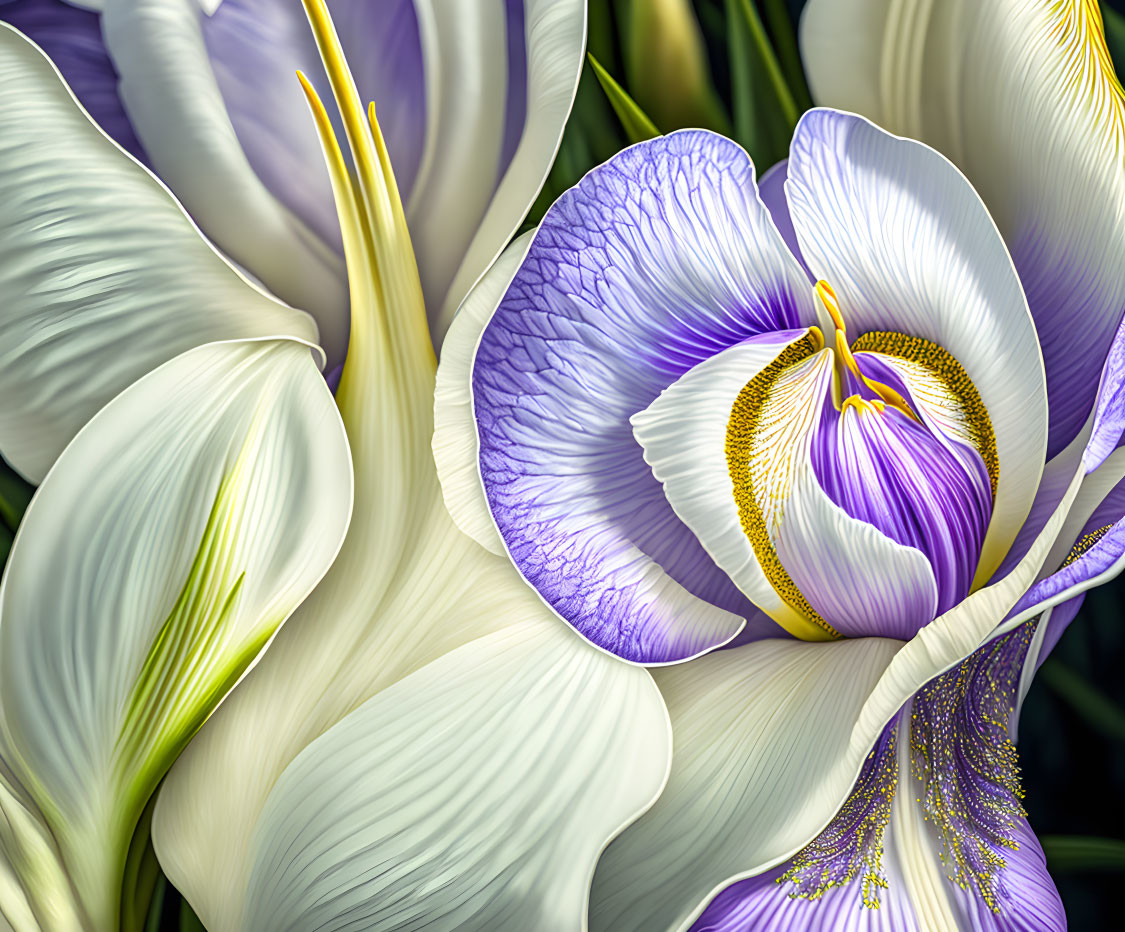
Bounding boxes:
[435,105,1125,930]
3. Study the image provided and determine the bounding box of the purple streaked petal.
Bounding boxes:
[1009,472,1125,623]
[471,130,816,662]
[786,108,1047,585]
[756,158,809,277]
[810,387,992,615]
[1083,310,1125,472]
[498,0,527,175]
[0,0,146,162]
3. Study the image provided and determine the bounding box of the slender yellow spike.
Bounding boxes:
[816,279,919,422]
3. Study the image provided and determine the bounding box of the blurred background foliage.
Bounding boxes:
[1,0,1124,927]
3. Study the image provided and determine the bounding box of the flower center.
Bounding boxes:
[726,281,998,638]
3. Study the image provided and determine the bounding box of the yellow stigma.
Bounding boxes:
[815,281,918,422]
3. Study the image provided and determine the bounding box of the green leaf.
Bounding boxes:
[760,0,814,111]
[725,0,800,168]
[0,457,33,533]
[179,897,207,932]
[1102,2,1125,84]
[587,52,660,144]
[1039,658,1125,745]
[1042,835,1125,872]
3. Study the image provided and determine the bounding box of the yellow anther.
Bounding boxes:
[815,280,919,423]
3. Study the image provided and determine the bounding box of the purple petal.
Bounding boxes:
[471,130,815,662]
[498,0,527,175]
[0,0,146,162]
[756,158,809,277]
[1083,310,1125,471]
[811,362,993,616]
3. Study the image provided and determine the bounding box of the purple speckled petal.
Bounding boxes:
[0,0,146,162]
[472,130,816,663]
[693,625,1065,932]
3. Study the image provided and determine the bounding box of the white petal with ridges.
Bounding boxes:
[100,0,349,364]
[0,23,318,482]
[801,0,1125,458]
[239,619,669,932]
[785,108,1047,587]
[433,230,535,554]
[588,636,902,932]
[0,339,353,930]
[432,0,586,336]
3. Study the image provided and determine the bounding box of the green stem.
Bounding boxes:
[732,0,801,128]
[760,0,814,110]
[1039,658,1125,745]
[1042,835,1125,872]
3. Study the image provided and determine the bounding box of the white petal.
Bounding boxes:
[431,0,586,336]
[591,440,1086,931]
[237,620,669,932]
[774,467,938,639]
[802,0,1125,458]
[786,108,1048,587]
[99,0,349,364]
[588,636,902,932]
[0,23,319,482]
[0,339,353,929]
[433,230,535,554]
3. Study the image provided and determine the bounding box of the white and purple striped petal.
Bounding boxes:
[471,130,815,662]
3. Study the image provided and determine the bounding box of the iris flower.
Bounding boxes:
[0,0,584,478]
[431,13,1125,931]
[1,2,671,929]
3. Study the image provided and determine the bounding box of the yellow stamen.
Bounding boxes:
[815,280,919,422]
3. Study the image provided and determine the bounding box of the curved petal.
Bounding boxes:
[471,129,817,663]
[431,0,586,336]
[631,330,939,640]
[802,0,1125,458]
[0,338,353,929]
[433,230,535,555]
[235,620,670,932]
[756,158,807,275]
[151,28,671,925]
[100,0,349,364]
[588,637,902,932]
[0,22,317,482]
[590,443,1086,930]
[786,108,1048,586]
[0,0,146,161]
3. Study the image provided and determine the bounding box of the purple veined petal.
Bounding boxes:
[785,108,1048,590]
[756,158,809,277]
[472,130,817,663]
[0,0,146,162]
[1083,309,1125,472]
[692,625,1065,932]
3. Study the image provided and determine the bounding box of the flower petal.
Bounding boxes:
[0,0,146,161]
[433,230,535,555]
[590,444,1085,930]
[588,637,902,932]
[99,0,349,364]
[0,22,317,482]
[786,108,1048,587]
[0,338,353,929]
[631,330,939,640]
[801,0,1125,458]
[431,0,586,336]
[471,130,817,663]
[234,620,669,932]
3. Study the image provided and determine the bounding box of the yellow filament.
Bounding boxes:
[815,280,919,422]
